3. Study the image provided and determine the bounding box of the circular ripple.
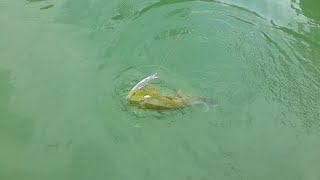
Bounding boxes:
[108,0,320,128]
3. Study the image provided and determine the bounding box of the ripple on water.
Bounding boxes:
[107,0,320,129]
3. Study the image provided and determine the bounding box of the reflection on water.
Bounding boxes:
[0,70,34,144]
[68,143,116,180]
[0,70,11,117]
[300,0,320,21]
[0,70,35,178]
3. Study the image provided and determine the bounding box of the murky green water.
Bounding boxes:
[1,0,320,179]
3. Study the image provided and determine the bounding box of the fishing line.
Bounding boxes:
[155,27,184,74]
[126,25,186,96]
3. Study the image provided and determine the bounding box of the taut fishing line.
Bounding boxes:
[155,26,185,74]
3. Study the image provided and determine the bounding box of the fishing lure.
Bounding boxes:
[126,73,159,99]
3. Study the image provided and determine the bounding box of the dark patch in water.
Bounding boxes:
[166,8,192,17]
[40,4,54,10]
[154,27,190,40]
[26,0,46,2]
[111,14,125,21]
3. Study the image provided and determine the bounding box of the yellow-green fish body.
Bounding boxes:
[126,73,209,110]
[126,88,202,110]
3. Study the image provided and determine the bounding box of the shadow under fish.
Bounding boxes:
[126,73,217,111]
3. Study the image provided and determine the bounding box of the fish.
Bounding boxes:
[126,73,213,110]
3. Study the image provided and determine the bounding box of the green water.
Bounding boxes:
[1,0,320,179]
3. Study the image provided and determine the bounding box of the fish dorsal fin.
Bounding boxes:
[147,85,160,96]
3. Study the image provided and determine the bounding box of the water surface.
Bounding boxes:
[0,0,320,179]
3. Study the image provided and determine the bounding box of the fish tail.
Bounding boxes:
[190,97,218,112]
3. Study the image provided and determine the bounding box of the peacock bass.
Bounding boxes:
[126,73,206,110]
